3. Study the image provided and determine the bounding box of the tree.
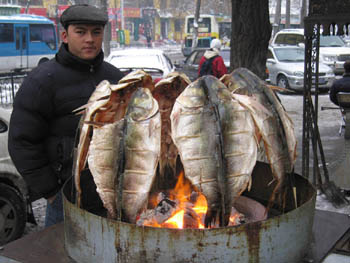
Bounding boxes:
[230,0,271,79]
[101,0,111,57]
[191,0,201,48]
[286,0,291,28]
[300,0,307,28]
[273,0,282,37]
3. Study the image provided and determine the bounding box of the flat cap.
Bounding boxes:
[60,4,108,27]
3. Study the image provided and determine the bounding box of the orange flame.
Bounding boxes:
[143,171,241,229]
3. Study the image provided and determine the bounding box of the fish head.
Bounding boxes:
[127,88,158,121]
[153,72,190,109]
[176,75,232,108]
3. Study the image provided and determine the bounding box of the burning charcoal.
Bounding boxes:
[155,197,177,224]
[136,209,156,226]
[156,192,167,204]
[228,206,246,226]
[183,207,200,229]
[189,191,199,203]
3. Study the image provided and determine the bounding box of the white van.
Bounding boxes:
[271,29,350,75]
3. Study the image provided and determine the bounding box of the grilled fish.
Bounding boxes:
[222,68,297,206]
[152,72,191,187]
[74,71,154,217]
[119,87,161,223]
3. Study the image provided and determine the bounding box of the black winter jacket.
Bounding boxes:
[329,73,350,106]
[8,44,124,201]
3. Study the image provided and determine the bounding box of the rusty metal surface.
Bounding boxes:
[0,223,75,263]
[1,208,347,263]
[63,162,317,263]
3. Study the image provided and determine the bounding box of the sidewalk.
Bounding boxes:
[279,92,350,211]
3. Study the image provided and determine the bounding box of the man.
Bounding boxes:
[198,38,227,79]
[8,4,124,227]
[329,60,350,105]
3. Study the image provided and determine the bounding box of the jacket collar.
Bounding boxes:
[204,48,220,59]
[55,43,104,72]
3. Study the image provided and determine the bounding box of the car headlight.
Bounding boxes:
[293,71,304,77]
[322,55,338,62]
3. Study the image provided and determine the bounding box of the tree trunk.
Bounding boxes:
[102,0,111,57]
[273,0,282,37]
[286,0,291,28]
[230,0,271,79]
[300,0,307,28]
[192,0,201,48]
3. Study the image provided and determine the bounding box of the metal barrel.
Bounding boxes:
[63,162,316,263]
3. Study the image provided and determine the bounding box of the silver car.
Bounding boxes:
[0,107,29,245]
[271,28,350,76]
[266,46,335,91]
[106,48,175,83]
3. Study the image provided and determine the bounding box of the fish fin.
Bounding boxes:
[266,84,294,93]
[232,94,272,117]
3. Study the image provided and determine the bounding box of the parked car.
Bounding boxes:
[271,28,350,75]
[106,48,176,83]
[266,46,335,91]
[177,48,230,81]
[0,107,33,245]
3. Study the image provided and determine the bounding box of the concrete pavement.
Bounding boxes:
[279,92,350,190]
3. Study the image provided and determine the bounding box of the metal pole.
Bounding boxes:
[25,0,30,14]
[121,0,124,30]
[192,0,201,48]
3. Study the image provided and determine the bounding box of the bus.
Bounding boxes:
[217,16,231,45]
[182,14,220,57]
[182,14,232,57]
[0,14,58,73]
[0,5,21,16]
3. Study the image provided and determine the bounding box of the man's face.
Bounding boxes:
[61,24,104,60]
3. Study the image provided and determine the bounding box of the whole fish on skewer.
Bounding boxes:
[118,87,161,223]
[221,68,297,207]
[152,72,191,187]
[171,76,258,227]
[74,70,154,218]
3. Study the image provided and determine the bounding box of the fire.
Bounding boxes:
[142,171,242,229]
[163,210,185,229]
[163,171,207,229]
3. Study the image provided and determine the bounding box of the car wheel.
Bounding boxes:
[38,58,49,65]
[277,75,290,89]
[0,183,26,245]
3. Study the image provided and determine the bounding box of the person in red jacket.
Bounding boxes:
[198,38,228,79]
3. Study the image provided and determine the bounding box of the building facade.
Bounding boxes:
[0,0,232,45]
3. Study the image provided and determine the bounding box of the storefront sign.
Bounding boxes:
[20,7,47,16]
[108,7,140,21]
[142,8,157,18]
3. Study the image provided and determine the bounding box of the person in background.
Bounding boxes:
[329,60,350,106]
[145,22,152,48]
[198,38,227,79]
[8,4,124,227]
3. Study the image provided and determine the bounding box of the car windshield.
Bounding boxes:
[109,54,163,69]
[319,36,345,47]
[274,48,304,62]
